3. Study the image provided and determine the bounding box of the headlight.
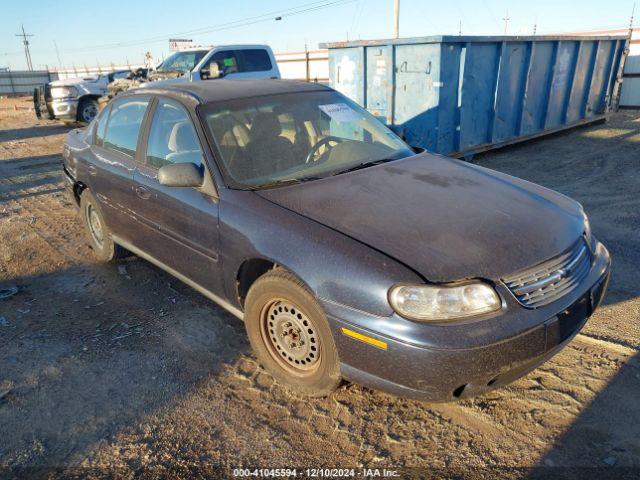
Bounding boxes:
[389,282,501,322]
[51,86,78,99]
[582,210,591,238]
[582,210,596,251]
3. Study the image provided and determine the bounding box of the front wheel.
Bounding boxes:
[244,268,342,396]
[77,97,99,124]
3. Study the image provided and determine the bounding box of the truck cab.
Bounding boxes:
[106,45,280,98]
[144,44,280,87]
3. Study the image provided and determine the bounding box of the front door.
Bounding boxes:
[130,97,222,295]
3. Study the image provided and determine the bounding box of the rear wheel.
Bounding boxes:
[244,268,341,396]
[80,190,127,262]
[77,97,99,124]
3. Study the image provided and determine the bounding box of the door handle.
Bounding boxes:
[87,164,97,176]
[135,185,151,200]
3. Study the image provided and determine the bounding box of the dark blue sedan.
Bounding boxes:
[62,80,610,401]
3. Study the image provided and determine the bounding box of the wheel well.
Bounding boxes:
[79,94,102,103]
[237,258,276,307]
[72,182,87,206]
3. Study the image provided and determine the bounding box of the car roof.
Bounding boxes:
[130,79,333,104]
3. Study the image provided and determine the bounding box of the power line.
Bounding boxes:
[15,24,34,71]
[58,0,355,54]
[2,0,354,59]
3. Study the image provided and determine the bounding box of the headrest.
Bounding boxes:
[250,112,282,140]
[168,122,195,152]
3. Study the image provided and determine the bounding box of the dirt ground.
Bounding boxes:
[0,96,639,479]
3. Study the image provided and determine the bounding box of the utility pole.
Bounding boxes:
[53,40,63,70]
[393,0,400,39]
[459,20,462,36]
[502,10,510,34]
[15,24,34,71]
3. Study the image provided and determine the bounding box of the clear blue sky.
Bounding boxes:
[1,0,636,70]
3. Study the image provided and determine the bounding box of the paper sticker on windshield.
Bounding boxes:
[319,103,359,123]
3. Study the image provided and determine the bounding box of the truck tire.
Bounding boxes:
[33,88,42,119]
[77,97,99,124]
[244,268,342,396]
[80,190,127,262]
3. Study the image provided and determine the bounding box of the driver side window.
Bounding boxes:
[146,99,203,170]
[201,50,238,80]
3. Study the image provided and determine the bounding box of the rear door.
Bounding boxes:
[85,95,151,239]
[130,97,222,294]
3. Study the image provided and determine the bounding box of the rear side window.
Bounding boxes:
[103,97,150,157]
[239,49,272,72]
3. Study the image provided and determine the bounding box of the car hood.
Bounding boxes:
[257,153,585,282]
[141,73,188,87]
[50,76,103,87]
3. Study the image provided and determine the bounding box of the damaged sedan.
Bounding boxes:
[61,80,610,401]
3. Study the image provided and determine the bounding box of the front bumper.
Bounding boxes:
[324,242,611,402]
[48,99,79,120]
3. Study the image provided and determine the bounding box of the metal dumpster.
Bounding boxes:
[321,35,628,157]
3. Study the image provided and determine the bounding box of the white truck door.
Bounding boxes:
[192,46,280,81]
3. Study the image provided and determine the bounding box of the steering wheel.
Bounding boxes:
[305,136,344,164]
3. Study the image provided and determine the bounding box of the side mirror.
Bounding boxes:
[158,163,204,188]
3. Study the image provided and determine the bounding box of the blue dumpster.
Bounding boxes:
[321,35,628,157]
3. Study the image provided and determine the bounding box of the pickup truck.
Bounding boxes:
[107,45,280,97]
[34,70,131,124]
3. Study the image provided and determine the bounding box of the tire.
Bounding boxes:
[33,88,42,119]
[77,97,99,124]
[244,268,342,396]
[79,189,127,262]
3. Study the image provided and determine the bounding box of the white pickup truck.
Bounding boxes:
[35,45,279,124]
[33,70,131,124]
[108,45,281,96]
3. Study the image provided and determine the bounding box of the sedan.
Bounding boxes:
[62,80,611,401]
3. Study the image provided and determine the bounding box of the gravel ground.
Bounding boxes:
[0,96,639,479]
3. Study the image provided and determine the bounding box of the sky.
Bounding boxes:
[1,0,637,70]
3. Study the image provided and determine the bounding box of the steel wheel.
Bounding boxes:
[81,103,98,122]
[245,268,341,395]
[80,190,128,262]
[86,204,104,247]
[260,299,321,376]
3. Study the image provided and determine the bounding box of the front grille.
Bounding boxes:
[503,238,592,308]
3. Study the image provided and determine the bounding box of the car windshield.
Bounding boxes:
[202,90,414,188]
[156,50,207,74]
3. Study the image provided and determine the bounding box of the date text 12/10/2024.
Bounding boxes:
[232,468,400,478]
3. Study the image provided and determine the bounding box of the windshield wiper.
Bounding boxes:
[250,176,322,190]
[330,157,398,176]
